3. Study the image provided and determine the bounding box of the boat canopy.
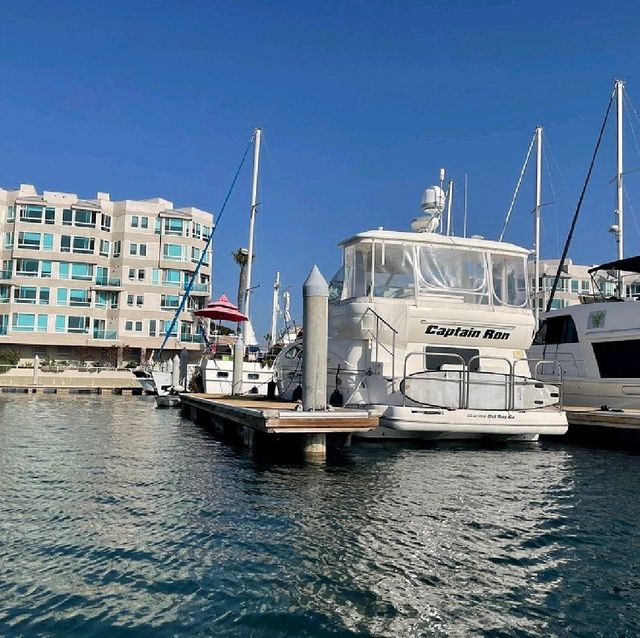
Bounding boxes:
[333,236,529,308]
[588,255,640,275]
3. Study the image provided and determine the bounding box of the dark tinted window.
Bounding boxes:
[593,340,640,378]
[425,346,480,372]
[534,315,578,345]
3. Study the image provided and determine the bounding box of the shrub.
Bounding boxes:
[0,349,20,367]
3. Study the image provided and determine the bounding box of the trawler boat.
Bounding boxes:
[529,255,640,410]
[275,182,567,440]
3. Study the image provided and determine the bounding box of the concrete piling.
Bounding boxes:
[302,265,329,460]
[32,355,40,386]
[171,354,180,389]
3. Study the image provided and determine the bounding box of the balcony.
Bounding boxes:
[184,283,209,295]
[92,330,119,340]
[180,334,204,343]
[94,277,122,288]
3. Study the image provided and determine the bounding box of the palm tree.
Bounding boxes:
[232,247,250,312]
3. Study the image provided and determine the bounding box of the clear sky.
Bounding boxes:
[2,0,640,338]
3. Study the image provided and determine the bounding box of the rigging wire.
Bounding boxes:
[547,87,615,312]
[542,135,562,257]
[499,132,536,242]
[624,186,640,241]
[156,133,255,360]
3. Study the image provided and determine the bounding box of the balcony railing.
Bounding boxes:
[180,334,204,343]
[94,277,121,287]
[183,283,209,293]
[0,271,12,280]
[92,330,118,340]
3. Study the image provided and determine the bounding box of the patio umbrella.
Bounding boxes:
[194,294,249,323]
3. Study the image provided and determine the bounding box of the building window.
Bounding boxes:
[149,319,157,337]
[571,280,579,293]
[131,215,139,228]
[3,232,13,249]
[41,261,52,278]
[12,313,36,332]
[161,294,180,310]
[163,244,183,261]
[39,288,50,305]
[162,269,181,285]
[191,247,201,263]
[192,222,201,239]
[62,209,73,225]
[101,214,111,232]
[125,320,133,331]
[161,320,178,337]
[71,263,93,280]
[135,321,142,332]
[128,268,136,280]
[113,241,121,257]
[19,205,43,223]
[154,218,161,234]
[129,242,147,256]
[37,315,47,332]
[164,218,184,236]
[45,208,55,224]
[69,289,90,307]
[17,231,42,250]
[16,259,40,277]
[99,239,110,257]
[127,294,134,306]
[0,286,9,303]
[7,205,15,222]
[57,288,69,306]
[136,295,144,306]
[137,269,145,281]
[202,226,211,240]
[15,286,37,304]
[141,216,148,229]
[67,316,89,333]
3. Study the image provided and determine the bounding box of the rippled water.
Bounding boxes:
[0,395,639,637]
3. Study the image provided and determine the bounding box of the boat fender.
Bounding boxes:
[292,384,303,402]
[330,366,344,407]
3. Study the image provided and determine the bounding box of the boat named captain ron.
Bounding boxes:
[424,323,511,340]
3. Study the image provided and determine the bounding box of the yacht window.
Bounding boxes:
[593,340,640,378]
[425,346,480,372]
[416,245,489,304]
[217,371,229,378]
[352,243,373,298]
[284,344,302,359]
[248,373,259,380]
[536,315,578,344]
[373,243,415,298]
[328,266,344,303]
[491,254,528,307]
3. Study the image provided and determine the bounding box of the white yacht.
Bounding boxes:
[529,256,640,410]
[275,183,567,441]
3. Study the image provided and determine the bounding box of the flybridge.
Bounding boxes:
[424,324,512,340]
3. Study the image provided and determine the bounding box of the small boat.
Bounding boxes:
[156,393,181,408]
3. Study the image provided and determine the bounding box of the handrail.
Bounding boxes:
[363,307,398,392]
[402,350,466,408]
[467,354,514,410]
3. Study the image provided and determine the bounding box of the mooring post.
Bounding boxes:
[32,354,40,386]
[232,335,244,395]
[171,354,180,389]
[302,265,329,460]
[179,348,189,390]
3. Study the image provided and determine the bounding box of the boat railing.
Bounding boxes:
[401,352,562,411]
[530,358,564,410]
[467,354,514,410]
[401,350,466,408]
[362,307,398,392]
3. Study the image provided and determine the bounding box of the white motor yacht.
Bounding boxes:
[275,182,567,441]
[529,255,640,410]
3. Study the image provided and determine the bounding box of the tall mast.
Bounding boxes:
[615,80,624,296]
[243,128,262,324]
[269,271,280,349]
[463,174,468,238]
[534,126,542,324]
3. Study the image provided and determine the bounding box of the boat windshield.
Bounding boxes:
[341,240,529,308]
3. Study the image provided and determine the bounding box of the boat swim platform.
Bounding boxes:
[180,394,379,435]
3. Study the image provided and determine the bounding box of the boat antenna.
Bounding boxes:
[156,132,255,360]
[446,180,454,236]
[463,173,468,238]
[546,85,615,312]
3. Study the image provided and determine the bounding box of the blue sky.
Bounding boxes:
[2,1,640,337]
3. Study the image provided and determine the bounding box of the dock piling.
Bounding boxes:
[302,265,329,411]
[232,335,244,394]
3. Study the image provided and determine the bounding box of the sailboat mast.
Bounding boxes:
[534,126,542,324]
[615,80,624,296]
[269,271,280,348]
[244,128,262,323]
[446,181,454,236]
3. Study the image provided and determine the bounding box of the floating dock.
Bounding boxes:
[180,394,379,460]
[565,407,640,445]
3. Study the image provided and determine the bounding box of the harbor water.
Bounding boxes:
[0,395,638,637]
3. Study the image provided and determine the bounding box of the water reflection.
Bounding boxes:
[0,396,638,637]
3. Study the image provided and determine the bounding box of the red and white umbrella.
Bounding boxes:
[194,294,248,323]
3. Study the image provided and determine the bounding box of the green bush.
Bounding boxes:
[0,349,20,367]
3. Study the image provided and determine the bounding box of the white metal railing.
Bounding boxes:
[362,307,398,391]
[401,351,564,411]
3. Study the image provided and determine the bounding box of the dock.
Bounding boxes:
[180,394,379,460]
[565,407,640,446]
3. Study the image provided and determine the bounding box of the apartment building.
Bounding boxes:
[0,184,213,363]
